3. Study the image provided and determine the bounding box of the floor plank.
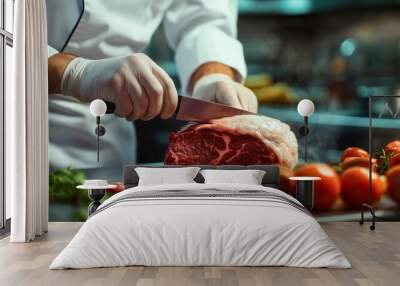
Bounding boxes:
[0,222,399,286]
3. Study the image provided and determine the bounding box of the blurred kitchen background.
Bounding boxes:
[141,0,400,165]
[49,0,400,221]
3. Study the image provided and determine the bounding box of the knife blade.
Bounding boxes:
[104,95,255,122]
[175,95,254,122]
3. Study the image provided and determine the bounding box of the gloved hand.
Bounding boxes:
[61,53,178,121]
[192,74,258,113]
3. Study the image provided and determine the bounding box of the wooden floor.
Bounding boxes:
[0,222,399,286]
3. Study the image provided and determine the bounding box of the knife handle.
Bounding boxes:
[105,101,116,114]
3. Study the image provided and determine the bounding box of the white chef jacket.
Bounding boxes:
[47,0,247,170]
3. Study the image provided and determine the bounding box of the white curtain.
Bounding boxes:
[8,0,49,242]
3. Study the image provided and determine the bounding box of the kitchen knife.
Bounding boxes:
[104,95,255,122]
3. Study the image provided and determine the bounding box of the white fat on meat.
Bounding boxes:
[196,114,298,169]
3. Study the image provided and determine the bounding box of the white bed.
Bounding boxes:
[50,177,350,269]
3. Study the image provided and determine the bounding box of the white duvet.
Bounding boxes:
[50,183,350,269]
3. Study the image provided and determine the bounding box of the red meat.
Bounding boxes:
[165,115,298,169]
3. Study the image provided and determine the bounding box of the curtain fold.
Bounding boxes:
[8,0,48,242]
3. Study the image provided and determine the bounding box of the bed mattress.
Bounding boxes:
[50,183,351,269]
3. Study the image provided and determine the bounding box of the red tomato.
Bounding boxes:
[380,175,387,194]
[341,167,384,209]
[295,164,341,211]
[107,182,125,194]
[341,157,377,172]
[385,140,400,155]
[386,165,400,204]
[341,147,369,162]
[378,141,400,172]
[389,153,400,168]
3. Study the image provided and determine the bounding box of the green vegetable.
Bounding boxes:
[49,167,86,204]
[49,168,115,221]
[374,148,396,175]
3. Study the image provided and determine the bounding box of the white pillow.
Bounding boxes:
[135,167,201,186]
[200,169,266,185]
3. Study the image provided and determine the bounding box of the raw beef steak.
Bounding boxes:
[165,115,298,169]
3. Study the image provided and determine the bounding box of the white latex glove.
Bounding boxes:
[192,74,258,113]
[61,53,178,121]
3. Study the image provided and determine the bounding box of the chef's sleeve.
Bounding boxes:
[46,0,83,57]
[163,0,247,94]
[48,45,59,57]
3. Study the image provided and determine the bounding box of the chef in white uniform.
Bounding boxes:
[47,0,257,170]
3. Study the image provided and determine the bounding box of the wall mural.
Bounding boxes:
[47,1,400,222]
[360,96,400,230]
